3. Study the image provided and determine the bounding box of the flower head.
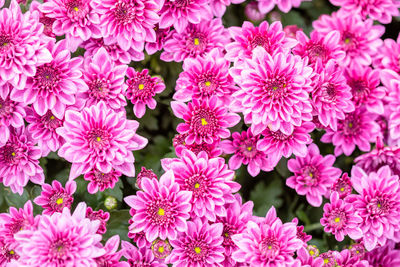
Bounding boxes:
[86,207,110,235]
[122,241,167,266]
[84,168,122,194]
[374,33,400,74]
[330,172,352,199]
[136,167,157,190]
[0,95,26,147]
[34,180,76,215]
[95,235,128,267]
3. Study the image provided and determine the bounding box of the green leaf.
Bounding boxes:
[104,181,123,202]
[4,186,30,209]
[250,175,283,217]
[103,209,131,242]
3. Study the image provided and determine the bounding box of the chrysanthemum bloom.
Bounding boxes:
[329,0,400,24]
[11,40,86,119]
[122,241,167,267]
[293,30,345,67]
[174,133,223,158]
[284,25,302,39]
[257,122,315,166]
[331,172,352,199]
[161,18,229,62]
[311,60,354,131]
[321,192,363,241]
[321,108,380,156]
[0,96,26,147]
[364,242,400,266]
[381,70,400,143]
[127,213,151,248]
[86,207,110,235]
[82,38,145,65]
[29,1,56,38]
[136,167,157,190]
[225,21,297,62]
[171,96,241,145]
[174,48,238,105]
[145,25,170,55]
[346,166,400,251]
[166,219,225,266]
[40,0,101,51]
[373,33,400,74]
[84,168,122,194]
[312,10,384,66]
[292,218,312,245]
[232,206,303,266]
[296,246,324,266]
[210,0,245,17]
[0,201,37,246]
[0,239,19,265]
[158,0,212,33]
[14,203,105,266]
[344,63,385,114]
[334,249,369,266]
[220,128,273,177]
[151,239,173,260]
[34,180,76,215]
[231,48,313,136]
[125,170,192,242]
[25,108,64,157]
[95,235,129,267]
[245,1,267,22]
[286,144,341,207]
[164,150,241,221]
[0,127,44,195]
[257,0,310,13]
[348,242,366,259]
[57,101,148,180]
[125,68,165,118]
[0,0,52,91]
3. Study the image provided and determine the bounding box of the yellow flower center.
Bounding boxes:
[9,250,14,255]
[158,208,165,216]
[11,152,15,156]
[348,122,353,128]
[377,203,381,208]
[268,245,272,249]
[201,118,208,126]
[50,116,55,120]
[344,38,351,44]
[194,183,200,189]
[272,86,278,90]
[334,217,340,223]
[45,75,50,79]
[205,81,211,87]
[224,232,229,237]
[194,247,201,254]
[340,187,344,192]
[309,250,315,255]
[96,137,101,142]
[158,246,164,253]
[194,38,200,46]
[56,198,63,205]
[138,84,144,90]
[247,147,252,151]
[73,7,79,11]
[324,259,329,264]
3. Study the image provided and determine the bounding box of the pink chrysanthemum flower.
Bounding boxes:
[364,242,400,266]
[57,101,148,180]
[151,239,173,260]
[127,218,151,249]
[174,133,223,158]
[220,128,273,177]
[330,0,400,24]
[284,25,303,39]
[320,192,363,241]
[145,25,170,55]
[95,235,129,267]
[345,63,385,114]
[166,218,225,266]
[171,96,241,145]
[346,166,400,251]
[245,1,267,22]
[161,18,229,62]
[286,144,341,207]
[78,48,127,111]
[321,108,380,156]
[174,48,238,105]
[29,1,56,38]
[231,48,313,136]
[381,70,400,143]
[0,0,52,91]
[25,108,64,157]
[232,206,303,266]
[125,170,192,242]
[311,60,354,131]
[292,218,312,245]
[374,33,400,74]
[0,201,37,246]
[159,0,212,33]
[11,40,86,119]
[34,180,76,215]
[313,10,384,66]
[0,127,44,195]
[225,21,297,62]
[293,30,345,66]
[257,122,315,166]
[164,150,240,221]
[334,249,369,266]
[94,0,162,52]
[0,95,26,147]
[125,68,165,118]
[257,0,310,13]
[14,203,105,266]
[86,207,110,235]
[40,0,101,51]
[330,172,352,199]
[0,238,19,265]
[136,167,157,190]
[84,168,122,194]
[122,241,166,267]
[296,246,324,266]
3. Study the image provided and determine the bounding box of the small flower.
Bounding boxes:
[104,196,118,210]
[374,33,400,74]
[244,1,267,22]
[29,1,56,38]
[122,241,167,266]
[95,235,128,267]
[34,180,76,215]
[0,95,26,147]
[136,167,157,190]
[330,172,352,199]
[145,25,170,55]
[84,168,122,194]
[86,207,110,235]
[292,218,312,244]
[151,239,172,260]
[364,242,400,265]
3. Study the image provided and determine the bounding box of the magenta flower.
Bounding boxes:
[86,207,110,235]
[34,180,76,215]
[374,33,400,74]
[244,1,267,22]
[172,97,240,145]
[0,238,19,265]
[11,40,86,119]
[292,218,311,245]
[320,192,363,241]
[258,0,309,13]
[286,144,341,207]
[334,249,369,266]
[364,242,400,266]
[14,203,105,266]
[225,21,297,62]
[0,127,44,195]
[231,48,313,136]
[0,95,26,147]
[25,108,64,157]
[95,235,129,267]
[136,167,157,190]
[40,0,101,51]
[381,70,400,143]
[145,26,171,55]
[330,172,353,199]
[174,48,238,105]
[95,0,162,52]
[311,60,355,131]
[122,241,167,267]
[346,166,400,251]
[57,101,148,180]
[313,10,384,66]
[151,239,173,260]
[174,133,223,158]
[321,107,380,156]
[161,18,229,62]
[166,218,225,266]
[29,1,56,38]
[296,246,324,266]
[84,168,122,194]
[220,128,273,177]
[257,122,315,166]
[159,0,212,33]
[125,68,166,118]
[232,206,303,266]
[125,170,192,242]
